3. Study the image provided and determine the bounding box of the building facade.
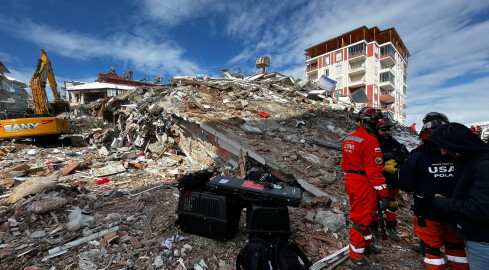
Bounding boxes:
[65,81,136,116]
[0,61,30,111]
[64,70,158,116]
[305,26,409,123]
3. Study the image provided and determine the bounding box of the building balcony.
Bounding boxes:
[349,63,366,75]
[349,76,366,88]
[380,91,395,104]
[403,104,407,109]
[402,112,407,118]
[380,54,395,66]
[306,67,318,73]
[306,59,319,72]
[306,57,318,64]
[380,65,394,74]
[348,53,366,63]
[380,102,394,109]
[307,70,319,81]
[380,80,395,91]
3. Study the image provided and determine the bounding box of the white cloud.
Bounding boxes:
[0,18,202,78]
[0,51,16,64]
[139,0,216,26]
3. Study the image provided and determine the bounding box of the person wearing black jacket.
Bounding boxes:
[424,122,489,270]
[384,118,468,270]
[371,118,409,241]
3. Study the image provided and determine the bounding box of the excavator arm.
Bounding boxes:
[30,49,63,114]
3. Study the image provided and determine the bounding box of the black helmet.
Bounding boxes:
[422,112,449,124]
[377,118,394,130]
[419,119,447,139]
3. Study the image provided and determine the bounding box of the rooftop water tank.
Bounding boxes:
[255,57,270,74]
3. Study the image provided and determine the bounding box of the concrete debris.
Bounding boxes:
[7,175,59,204]
[0,70,422,269]
[66,207,94,231]
[28,196,68,213]
[315,210,346,232]
[92,163,126,177]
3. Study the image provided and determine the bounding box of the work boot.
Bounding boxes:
[387,227,401,241]
[364,244,382,255]
[347,257,379,270]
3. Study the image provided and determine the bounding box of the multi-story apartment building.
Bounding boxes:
[0,61,30,111]
[305,26,410,123]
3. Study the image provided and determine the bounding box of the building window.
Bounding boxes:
[336,52,342,62]
[380,45,396,57]
[324,56,330,66]
[380,72,395,84]
[324,69,329,77]
[336,64,342,74]
[348,42,366,57]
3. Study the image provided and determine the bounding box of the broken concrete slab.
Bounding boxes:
[315,210,346,232]
[7,175,59,204]
[92,163,126,177]
[28,197,68,214]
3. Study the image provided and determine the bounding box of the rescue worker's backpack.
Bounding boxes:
[236,237,312,270]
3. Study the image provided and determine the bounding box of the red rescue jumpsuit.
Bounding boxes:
[341,126,388,260]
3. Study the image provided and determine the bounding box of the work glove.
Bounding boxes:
[379,197,391,211]
[383,159,398,175]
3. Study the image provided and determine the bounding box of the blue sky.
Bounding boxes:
[1,0,489,127]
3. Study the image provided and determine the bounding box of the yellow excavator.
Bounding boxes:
[0,49,70,141]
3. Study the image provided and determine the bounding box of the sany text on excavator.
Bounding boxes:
[0,49,71,141]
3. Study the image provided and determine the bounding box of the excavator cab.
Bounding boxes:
[50,100,71,116]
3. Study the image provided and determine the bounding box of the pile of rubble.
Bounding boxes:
[0,73,423,269]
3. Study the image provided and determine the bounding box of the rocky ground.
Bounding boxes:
[0,141,424,270]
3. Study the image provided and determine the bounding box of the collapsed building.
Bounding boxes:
[0,67,421,269]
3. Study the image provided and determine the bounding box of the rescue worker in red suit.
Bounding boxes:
[371,118,409,241]
[384,112,469,270]
[342,107,390,269]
